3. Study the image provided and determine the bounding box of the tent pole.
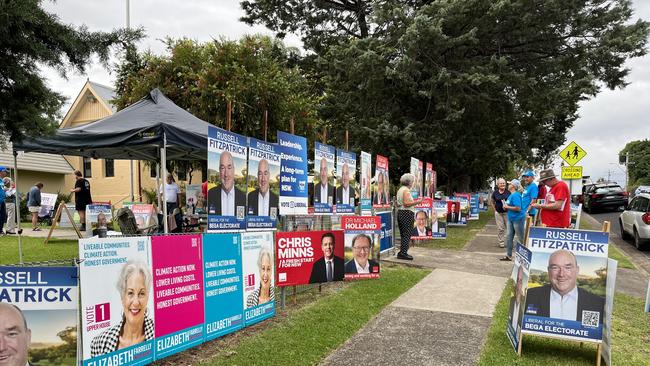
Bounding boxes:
[13,150,23,264]
[130,160,134,202]
[161,133,168,233]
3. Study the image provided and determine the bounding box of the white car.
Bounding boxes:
[619,193,650,249]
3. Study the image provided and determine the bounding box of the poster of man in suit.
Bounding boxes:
[314,142,336,214]
[342,216,381,280]
[207,126,248,231]
[522,227,609,342]
[246,138,280,230]
[335,149,356,214]
[373,155,391,209]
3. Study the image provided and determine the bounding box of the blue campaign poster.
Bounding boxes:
[207,126,248,231]
[277,131,308,215]
[314,142,336,214]
[470,194,480,220]
[522,227,609,343]
[203,233,244,341]
[378,211,393,252]
[246,138,281,230]
[335,148,357,214]
[506,244,532,352]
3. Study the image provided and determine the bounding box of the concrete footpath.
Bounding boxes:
[321,216,650,365]
[321,220,512,366]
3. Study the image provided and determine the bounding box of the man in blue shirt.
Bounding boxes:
[522,170,538,217]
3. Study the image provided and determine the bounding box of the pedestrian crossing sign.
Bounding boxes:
[559,141,586,166]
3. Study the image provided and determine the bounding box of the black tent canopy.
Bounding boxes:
[14,88,210,161]
[12,88,211,238]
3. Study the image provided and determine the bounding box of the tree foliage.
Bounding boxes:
[242,0,649,190]
[0,0,142,143]
[620,139,650,187]
[114,35,322,143]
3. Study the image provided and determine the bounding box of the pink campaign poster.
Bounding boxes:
[151,234,205,359]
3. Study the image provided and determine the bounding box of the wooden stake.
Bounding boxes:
[322,126,327,144]
[226,100,232,131]
[523,216,533,247]
[596,344,602,366]
[289,116,295,134]
[345,129,349,150]
[263,110,268,141]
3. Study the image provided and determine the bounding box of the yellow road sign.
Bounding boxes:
[561,166,583,180]
[559,141,587,166]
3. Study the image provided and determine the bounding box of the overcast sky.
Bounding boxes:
[40,0,650,187]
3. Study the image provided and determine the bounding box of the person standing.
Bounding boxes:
[4,177,16,234]
[530,169,571,228]
[501,179,525,261]
[0,167,8,234]
[71,170,92,231]
[521,170,538,218]
[159,173,181,231]
[491,178,510,248]
[27,182,43,231]
[395,173,423,260]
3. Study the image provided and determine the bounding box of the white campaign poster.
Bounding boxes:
[602,258,617,366]
[241,231,275,326]
[79,236,155,365]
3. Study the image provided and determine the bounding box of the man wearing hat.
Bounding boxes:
[521,170,538,218]
[531,169,571,228]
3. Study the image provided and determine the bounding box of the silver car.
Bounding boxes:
[619,193,650,249]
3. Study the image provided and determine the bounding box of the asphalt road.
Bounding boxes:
[588,208,650,276]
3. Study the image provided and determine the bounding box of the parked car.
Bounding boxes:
[633,185,650,197]
[619,193,650,249]
[582,183,628,213]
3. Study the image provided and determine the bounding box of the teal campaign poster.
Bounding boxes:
[203,233,244,341]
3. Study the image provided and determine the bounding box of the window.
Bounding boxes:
[83,157,92,178]
[636,197,649,212]
[105,159,114,177]
[177,167,186,181]
[150,164,157,178]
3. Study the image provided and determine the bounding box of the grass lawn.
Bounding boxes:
[579,215,636,270]
[0,235,78,265]
[158,265,429,366]
[477,283,650,366]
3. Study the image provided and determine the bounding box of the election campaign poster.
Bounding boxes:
[207,126,248,231]
[151,234,204,359]
[203,233,244,341]
[469,194,480,220]
[276,230,345,286]
[336,148,357,214]
[446,197,468,226]
[432,169,437,197]
[0,266,78,366]
[242,231,275,326]
[85,203,113,236]
[38,192,57,217]
[131,203,157,229]
[523,227,609,342]
[411,198,433,241]
[425,163,434,199]
[59,203,78,228]
[246,138,281,230]
[313,142,336,214]
[478,192,489,212]
[185,184,201,215]
[506,244,532,353]
[409,158,420,199]
[602,259,617,366]
[79,236,155,366]
[373,154,390,209]
[360,151,372,213]
[277,131,308,215]
[342,216,381,280]
[417,160,424,198]
[570,203,582,229]
[432,200,448,239]
[378,211,393,252]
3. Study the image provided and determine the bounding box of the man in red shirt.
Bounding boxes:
[531,169,571,228]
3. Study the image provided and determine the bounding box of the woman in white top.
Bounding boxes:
[396,173,423,260]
